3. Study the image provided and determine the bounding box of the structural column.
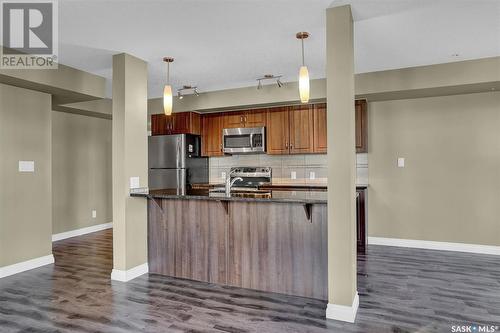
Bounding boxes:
[111,53,149,281]
[326,5,358,322]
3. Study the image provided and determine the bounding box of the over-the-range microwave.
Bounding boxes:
[222,127,266,154]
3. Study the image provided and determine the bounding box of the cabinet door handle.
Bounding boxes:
[285,142,288,148]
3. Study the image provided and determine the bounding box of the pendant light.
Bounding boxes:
[163,57,174,116]
[296,32,310,103]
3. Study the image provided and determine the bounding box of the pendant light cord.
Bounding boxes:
[301,38,305,66]
[166,62,170,85]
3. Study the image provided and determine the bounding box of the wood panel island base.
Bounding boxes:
[138,190,328,300]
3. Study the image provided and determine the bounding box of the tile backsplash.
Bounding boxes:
[209,153,368,185]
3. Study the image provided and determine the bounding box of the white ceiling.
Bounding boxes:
[57,0,500,98]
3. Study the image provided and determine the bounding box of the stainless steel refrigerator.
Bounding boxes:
[148,134,208,192]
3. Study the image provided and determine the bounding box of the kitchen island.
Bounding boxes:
[132,188,328,300]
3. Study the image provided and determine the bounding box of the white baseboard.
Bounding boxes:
[368,237,500,256]
[0,254,55,279]
[52,222,113,242]
[326,292,359,323]
[111,263,149,282]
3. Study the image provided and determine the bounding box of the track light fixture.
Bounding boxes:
[256,74,284,90]
[177,85,200,99]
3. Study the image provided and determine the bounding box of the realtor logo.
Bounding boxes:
[1,0,58,68]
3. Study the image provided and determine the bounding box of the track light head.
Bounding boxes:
[194,88,200,96]
[257,80,263,90]
[277,79,283,88]
[178,91,183,99]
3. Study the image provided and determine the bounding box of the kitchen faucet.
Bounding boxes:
[225,171,243,196]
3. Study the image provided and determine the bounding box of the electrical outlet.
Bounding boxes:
[397,157,405,168]
[129,177,140,189]
[309,171,316,180]
[221,171,226,180]
[19,161,35,172]
[291,171,297,180]
[92,210,97,218]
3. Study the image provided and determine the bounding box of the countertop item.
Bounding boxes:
[131,188,327,204]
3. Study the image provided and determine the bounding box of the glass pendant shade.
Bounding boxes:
[163,85,173,116]
[299,65,310,103]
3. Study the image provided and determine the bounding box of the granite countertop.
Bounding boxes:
[192,183,368,190]
[131,188,327,204]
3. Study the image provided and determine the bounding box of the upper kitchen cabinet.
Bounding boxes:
[151,112,201,136]
[311,101,367,154]
[288,105,314,154]
[201,113,224,157]
[355,100,368,153]
[266,107,290,155]
[223,109,267,129]
[223,111,246,128]
[313,103,327,153]
[151,114,168,136]
[267,105,314,155]
[244,109,267,127]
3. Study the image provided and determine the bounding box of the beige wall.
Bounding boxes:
[52,112,112,234]
[368,91,500,246]
[0,83,52,266]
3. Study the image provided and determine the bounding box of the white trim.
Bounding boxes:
[0,254,55,279]
[368,237,500,256]
[52,222,113,242]
[111,263,149,282]
[326,292,359,323]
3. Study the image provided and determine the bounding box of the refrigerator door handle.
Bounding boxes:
[176,137,181,168]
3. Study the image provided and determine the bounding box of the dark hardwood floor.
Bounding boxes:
[0,229,499,333]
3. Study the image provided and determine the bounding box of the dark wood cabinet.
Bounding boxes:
[201,113,224,156]
[223,111,246,128]
[355,100,368,153]
[194,100,366,156]
[151,112,201,136]
[289,105,314,154]
[223,109,267,129]
[151,114,168,136]
[244,109,267,127]
[267,105,314,155]
[313,103,327,153]
[356,187,367,254]
[266,107,290,154]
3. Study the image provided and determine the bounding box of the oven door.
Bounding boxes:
[223,127,265,154]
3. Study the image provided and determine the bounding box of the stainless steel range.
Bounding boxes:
[227,167,271,189]
[210,167,272,197]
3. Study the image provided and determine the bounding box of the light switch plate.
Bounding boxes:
[309,171,316,180]
[291,171,297,180]
[397,157,405,168]
[92,210,97,218]
[130,177,140,189]
[19,161,35,172]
